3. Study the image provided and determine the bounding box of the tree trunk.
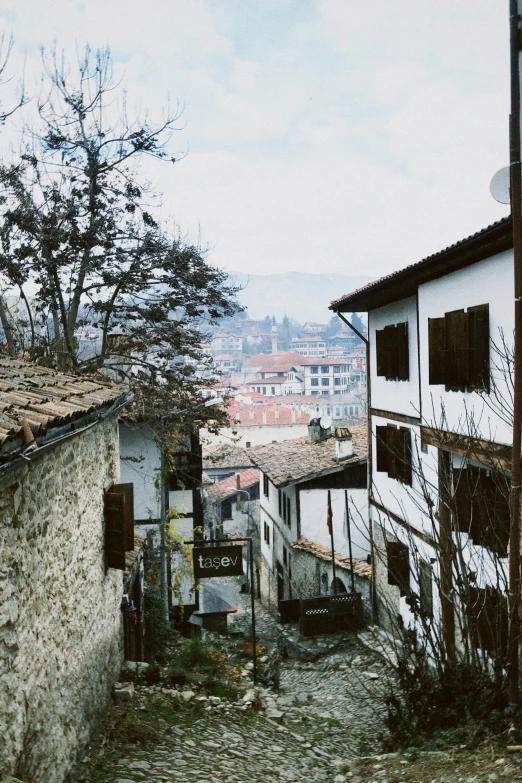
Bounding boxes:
[0,296,16,356]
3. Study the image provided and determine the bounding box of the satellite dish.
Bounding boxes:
[490,166,511,205]
[320,415,332,430]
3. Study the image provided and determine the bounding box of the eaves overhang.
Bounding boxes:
[330,217,512,313]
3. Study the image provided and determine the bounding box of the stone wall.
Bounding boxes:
[0,415,124,783]
[291,548,372,619]
[258,554,278,614]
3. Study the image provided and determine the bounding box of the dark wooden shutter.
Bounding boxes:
[387,423,399,479]
[386,540,410,596]
[376,426,389,473]
[398,427,412,485]
[468,586,508,658]
[383,325,397,380]
[428,317,446,385]
[376,328,386,376]
[452,466,473,537]
[107,483,134,552]
[397,322,409,381]
[419,560,433,618]
[105,489,128,570]
[468,303,490,392]
[445,309,469,391]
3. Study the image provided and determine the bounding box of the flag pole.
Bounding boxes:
[344,490,356,593]
[328,490,337,594]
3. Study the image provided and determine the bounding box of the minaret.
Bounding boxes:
[271,324,278,354]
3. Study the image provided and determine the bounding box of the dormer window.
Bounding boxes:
[375,322,409,381]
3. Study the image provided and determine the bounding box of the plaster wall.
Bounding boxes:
[299,487,369,560]
[200,423,309,449]
[369,296,420,418]
[418,249,514,445]
[0,417,123,783]
[119,422,161,521]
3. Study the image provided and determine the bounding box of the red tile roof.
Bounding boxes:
[292,537,372,579]
[205,468,260,502]
[245,352,304,367]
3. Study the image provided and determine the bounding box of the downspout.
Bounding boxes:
[509,0,522,708]
[336,312,377,621]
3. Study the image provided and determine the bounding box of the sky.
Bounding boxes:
[0,1,512,279]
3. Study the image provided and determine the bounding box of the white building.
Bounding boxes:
[301,358,356,396]
[211,333,244,353]
[249,423,369,613]
[291,337,327,357]
[331,216,513,661]
[199,401,310,450]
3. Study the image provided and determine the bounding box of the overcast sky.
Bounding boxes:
[0,1,512,279]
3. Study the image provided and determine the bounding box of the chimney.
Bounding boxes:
[335,427,353,460]
[275,407,280,419]
[291,408,296,424]
[262,408,267,424]
[308,417,330,444]
[271,324,278,354]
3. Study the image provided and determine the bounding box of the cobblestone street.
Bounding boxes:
[74,600,389,783]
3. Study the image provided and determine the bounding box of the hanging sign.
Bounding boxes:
[193,545,244,578]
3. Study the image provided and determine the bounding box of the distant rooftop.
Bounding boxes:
[205,468,260,503]
[292,537,372,579]
[202,443,253,470]
[248,424,367,487]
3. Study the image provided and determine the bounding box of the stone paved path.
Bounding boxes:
[75,601,389,783]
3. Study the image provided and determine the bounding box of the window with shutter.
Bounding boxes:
[386,540,410,596]
[375,322,409,381]
[376,425,413,484]
[467,586,508,658]
[105,483,134,571]
[452,464,509,557]
[398,427,412,486]
[428,304,489,392]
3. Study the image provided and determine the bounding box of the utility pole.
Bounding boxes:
[509,0,522,708]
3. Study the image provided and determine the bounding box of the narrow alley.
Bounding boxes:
[73,601,389,783]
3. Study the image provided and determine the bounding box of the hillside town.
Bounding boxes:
[2,6,522,783]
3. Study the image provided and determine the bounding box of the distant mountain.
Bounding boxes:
[228,272,373,322]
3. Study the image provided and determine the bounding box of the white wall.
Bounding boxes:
[418,249,514,446]
[299,487,369,560]
[200,423,309,449]
[119,422,161,521]
[369,295,420,417]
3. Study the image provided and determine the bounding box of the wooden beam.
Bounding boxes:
[421,426,512,471]
[371,408,421,426]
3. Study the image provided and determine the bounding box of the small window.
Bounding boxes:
[429,303,489,393]
[321,378,330,386]
[105,483,135,571]
[286,496,291,527]
[375,322,409,381]
[334,365,341,373]
[386,539,410,596]
[376,424,412,485]
[334,377,341,386]
[263,474,269,497]
[271,386,276,395]
[262,387,266,394]
[245,441,251,449]
[321,366,329,373]
[283,547,288,566]
[221,497,233,521]
[310,366,318,374]
[263,521,270,546]
[311,378,319,386]
[278,489,282,516]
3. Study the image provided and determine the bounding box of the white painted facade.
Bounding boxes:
[365,242,515,637]
[299,487,369,561]
[302,362,354,396]
[200,423,310,450]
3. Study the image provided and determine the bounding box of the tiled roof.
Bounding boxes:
[205,468,260,502]
[226,401,310,427]
[248,424,367,487]
[0,358,128,457]
[330,217,511,312]
[202,444,253,470]
[125,534,146,577]
[292,537,372,579]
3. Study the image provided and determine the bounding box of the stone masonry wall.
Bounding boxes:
[0,415,123,783]
[291,548,372,619]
